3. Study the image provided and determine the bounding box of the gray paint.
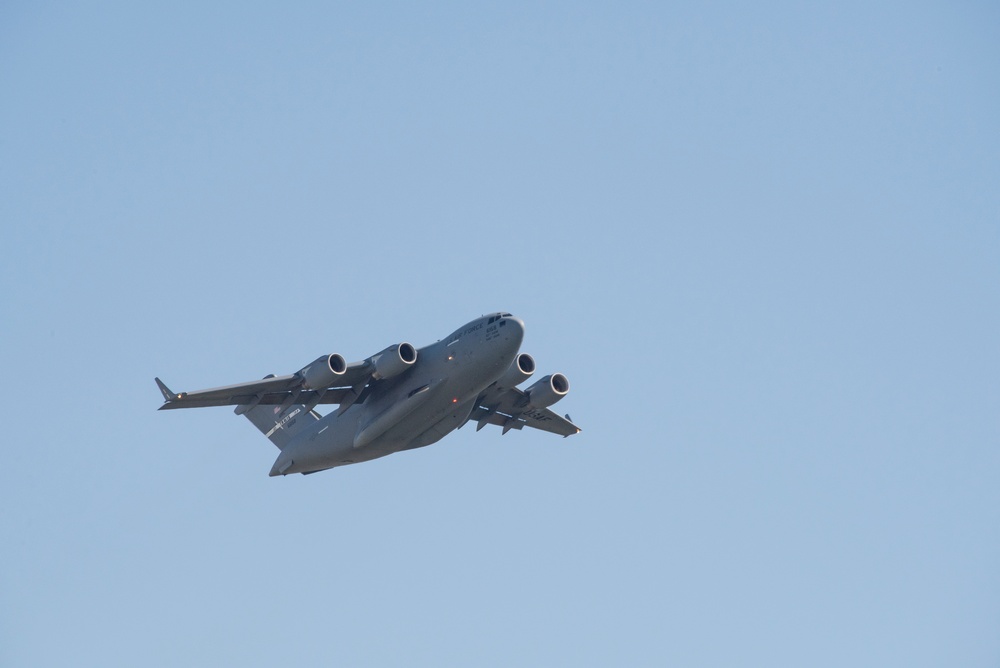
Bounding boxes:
[156,314,580,476]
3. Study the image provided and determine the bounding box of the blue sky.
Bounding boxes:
[2,2,998,666]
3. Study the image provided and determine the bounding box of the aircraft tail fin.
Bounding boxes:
[239,402,320,450]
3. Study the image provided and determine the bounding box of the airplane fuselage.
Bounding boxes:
[269,314,525,475]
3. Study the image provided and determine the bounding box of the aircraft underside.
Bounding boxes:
[156,313,580,476]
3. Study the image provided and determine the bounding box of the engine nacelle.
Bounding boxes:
[523,373,570,409]
[496,353,536,389]
[371,342,417,380]
[299,353,348,390]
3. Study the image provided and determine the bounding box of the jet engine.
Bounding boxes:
[299,353,348,390]
[371,343,417,380]
[522,373,570,409]
[495,353,536,390]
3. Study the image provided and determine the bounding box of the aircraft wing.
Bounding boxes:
[468,387,582,437]
[155,361,372,411]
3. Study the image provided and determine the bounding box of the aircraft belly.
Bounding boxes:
[353,380,442,449]
[373,366,496,452]
[402,399,477,450]
[360,385,447,452]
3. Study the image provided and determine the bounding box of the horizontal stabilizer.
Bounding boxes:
[241,402,320,450]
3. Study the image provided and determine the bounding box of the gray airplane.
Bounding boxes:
[156,313,580,476]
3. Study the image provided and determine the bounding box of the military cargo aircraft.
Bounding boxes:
[156,313,580,476]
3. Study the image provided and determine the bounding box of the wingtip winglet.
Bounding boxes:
[155,377,176,402]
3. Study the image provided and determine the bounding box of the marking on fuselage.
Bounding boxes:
[462,322,484,336]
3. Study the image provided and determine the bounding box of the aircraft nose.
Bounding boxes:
[504,316,525,344]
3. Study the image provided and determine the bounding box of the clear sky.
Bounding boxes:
[2,2,998,666]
